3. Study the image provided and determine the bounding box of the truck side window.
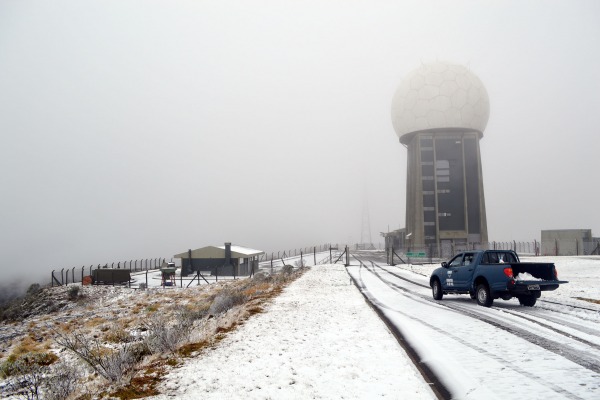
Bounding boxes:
[449,255,462,267]
[463,254,474,265]
[486,253,499,264]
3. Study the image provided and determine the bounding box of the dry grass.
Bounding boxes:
[241,281,273,298]
[104,324,132,343]
[85,316,107,328]
[108,362,166,399]
[575,297,600,304]
[177,340,211,357]
[145,305,159,313]
[12,336,44,356]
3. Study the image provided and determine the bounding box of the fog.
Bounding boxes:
[1,1,599,287]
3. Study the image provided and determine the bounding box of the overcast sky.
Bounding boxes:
[1,1,599,285]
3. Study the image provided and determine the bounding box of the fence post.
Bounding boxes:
[345,246,349,267]
[300,250,303,267]
[429,243,433,264]
[81,266,85,285]
[314,246,316,265]
[51,270,54,287]
[61,268,64,285]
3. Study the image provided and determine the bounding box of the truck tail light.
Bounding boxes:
[503,267,513,278]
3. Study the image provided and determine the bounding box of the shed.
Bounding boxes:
[92,269,131,285]
[174,242,264,277]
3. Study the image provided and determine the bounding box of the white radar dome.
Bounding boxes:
[391,62,490,143]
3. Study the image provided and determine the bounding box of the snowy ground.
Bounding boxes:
[147,254,599,400]
[149,263,435,399]
[349,253,600,399]
[4,252,596,399]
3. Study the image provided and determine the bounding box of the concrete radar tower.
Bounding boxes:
[391,62,490,254]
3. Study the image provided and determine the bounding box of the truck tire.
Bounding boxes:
[476,283,493,307]
[518,295,537,307]
[432,279,443,300]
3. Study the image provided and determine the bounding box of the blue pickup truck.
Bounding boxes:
[429,250,567,307]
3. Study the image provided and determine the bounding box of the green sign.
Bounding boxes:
[406,252,426,257]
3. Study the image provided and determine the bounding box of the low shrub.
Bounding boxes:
[43,361,80,400]
[280,265,294,275]
[54,331,139,383]
[67,286,80,300]
[0,351,58,378]
[104,324,132,343]
[142,309,197,354]
[207,289,247,316]
[252,272,271,283]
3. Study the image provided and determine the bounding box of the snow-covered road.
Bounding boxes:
[350,252,600,399]
[146,253,600,399]
[149,263,435,399]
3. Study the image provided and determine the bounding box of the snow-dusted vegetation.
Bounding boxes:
[0,267,304,399]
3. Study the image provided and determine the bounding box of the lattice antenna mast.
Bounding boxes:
[360,193,373,247]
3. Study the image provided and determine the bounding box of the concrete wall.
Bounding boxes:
[541,229,593,256]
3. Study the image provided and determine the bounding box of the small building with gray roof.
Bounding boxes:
[174,242,264,277]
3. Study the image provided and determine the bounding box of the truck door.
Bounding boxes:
[443,253,464,289]
[452,252,477,290]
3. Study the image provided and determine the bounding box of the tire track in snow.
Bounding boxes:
[350,260,595,399]
[346,264,451,400]
[364,260,600,374]
[492,307,600,349]
[356,256,600,366]
[369,260,600,349]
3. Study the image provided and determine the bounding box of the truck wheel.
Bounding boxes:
[518,295,537,307]
[432,279,443,300]
[476,284,493,307]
